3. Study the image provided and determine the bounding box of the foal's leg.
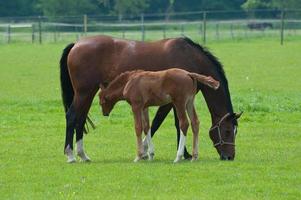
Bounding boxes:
[142,108,154,160]
[173,103,189,163]
[186,100,200,161]
[132,105,144,162]
[150,104,192,159]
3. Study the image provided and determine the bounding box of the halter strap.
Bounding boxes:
[210,113,235,147]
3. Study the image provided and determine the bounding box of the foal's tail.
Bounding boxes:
[188,73,220,90]
[59,43,95,133]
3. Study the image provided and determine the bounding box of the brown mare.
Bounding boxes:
[59,35,242,163]
[99,68,220,162]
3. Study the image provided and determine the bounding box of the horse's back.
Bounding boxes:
[66,35,203,94]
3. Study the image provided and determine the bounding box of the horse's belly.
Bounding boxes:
[144,93,172,107]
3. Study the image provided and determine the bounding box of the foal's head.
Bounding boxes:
[209,112,243,160]
[99,71,137,116]
[99,89,116,116]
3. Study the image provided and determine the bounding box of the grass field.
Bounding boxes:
[0,38,300,199]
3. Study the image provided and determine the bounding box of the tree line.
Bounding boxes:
[0,0,300,17]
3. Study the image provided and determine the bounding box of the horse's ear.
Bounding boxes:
[99,83,105,90]
[235,111,243,119]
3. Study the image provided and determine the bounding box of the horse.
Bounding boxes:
[59,35,242,163]
[99,68,220,163]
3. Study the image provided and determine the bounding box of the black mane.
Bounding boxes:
[182,37,237,125]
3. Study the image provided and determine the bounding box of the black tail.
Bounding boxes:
[60,43,75,114]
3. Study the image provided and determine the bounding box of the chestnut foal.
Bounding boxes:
[99,68,219,163]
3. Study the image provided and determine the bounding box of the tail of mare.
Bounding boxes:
[59,43,95,133]
[188,72,220,90]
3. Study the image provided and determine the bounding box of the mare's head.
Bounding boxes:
[209,112,243,160]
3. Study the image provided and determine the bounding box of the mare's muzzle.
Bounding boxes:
[220,153,234,161]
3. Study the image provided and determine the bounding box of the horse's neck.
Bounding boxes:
[107,77,128,101]
[200,86,233,125]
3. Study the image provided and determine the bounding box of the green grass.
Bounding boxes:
[0,39,300,199]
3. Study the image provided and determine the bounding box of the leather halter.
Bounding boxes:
[210,113,235,147]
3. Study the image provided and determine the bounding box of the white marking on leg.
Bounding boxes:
[174,130,186,163]
[65,145,76,163]
[76,139,91,162]
[141,137,149,159]
[146,129,155,160]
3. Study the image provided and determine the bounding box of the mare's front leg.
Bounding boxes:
[132,105,144,162]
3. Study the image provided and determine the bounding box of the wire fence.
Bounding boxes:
[0,9,300,44]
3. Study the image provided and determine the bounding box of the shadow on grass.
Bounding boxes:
[72,156,223,165]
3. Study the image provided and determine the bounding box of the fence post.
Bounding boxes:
[280,9,285,45]
[141,14,145,41]
[181,23,184,35]
[122,25,125,38]
[215,23,219,40]
[203,11,207,44]
[230,24,234,40]
[38,16,42,44]
[83,14,88,35]
[54,25,57,43]
[163,22,166,39]
[32,24,35,43]
[7,25,11,44]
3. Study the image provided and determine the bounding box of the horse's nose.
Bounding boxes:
[220,153,234,161]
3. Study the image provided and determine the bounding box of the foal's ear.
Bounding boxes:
[235,111,243,120]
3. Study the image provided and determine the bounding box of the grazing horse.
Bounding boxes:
[59,35,242,163]
[99,68,220,162]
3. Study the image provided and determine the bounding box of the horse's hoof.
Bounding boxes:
[81,157,91,162]
[184,153,193,161]
[67,157,76,163]
[173,157,181,163]
[191,157,198,162]
[141,153,149,160]
[78,152,91,162]
[148,153,154,161]
[133,157,141,162]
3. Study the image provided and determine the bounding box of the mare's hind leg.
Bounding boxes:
[142,108,154,160]
[74,91,97,162]
[64,104,77,163]
[186,99,200,161]
[173,102,189,163]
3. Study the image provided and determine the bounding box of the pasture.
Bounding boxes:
[0,38,300,199]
